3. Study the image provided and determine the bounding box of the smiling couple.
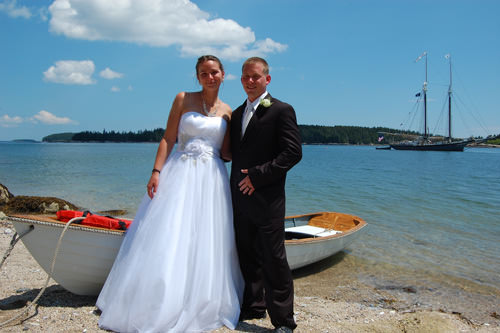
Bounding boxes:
[97,56,302,333]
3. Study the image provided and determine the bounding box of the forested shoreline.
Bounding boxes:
[42,125,422,145]
[41,125,497,145]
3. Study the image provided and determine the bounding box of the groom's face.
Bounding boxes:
[241,62,270,102]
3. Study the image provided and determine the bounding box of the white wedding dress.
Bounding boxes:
[97,112,244,332]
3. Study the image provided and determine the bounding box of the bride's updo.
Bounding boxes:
[196,55,224,74]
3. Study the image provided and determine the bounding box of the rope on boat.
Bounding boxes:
[0,225,34,271]
[0,217,85,328]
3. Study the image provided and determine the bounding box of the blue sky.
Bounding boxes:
[1,0,499,141]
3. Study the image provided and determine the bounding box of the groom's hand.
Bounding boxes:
[239,169,255,195]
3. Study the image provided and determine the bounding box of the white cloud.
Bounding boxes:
[48,0,287,61]
[0,114,23,127]
[111,86,120,92]
[0,0,32,19]
[225,73,237,81]
[43,60,96,85]
[31,110,77,125]
[1,111,77,126]
[100,67,124,79]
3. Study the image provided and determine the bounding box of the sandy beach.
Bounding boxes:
[1,218,498,333]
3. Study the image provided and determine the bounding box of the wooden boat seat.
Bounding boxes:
[308,212,361,232]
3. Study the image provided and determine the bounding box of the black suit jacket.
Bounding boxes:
[230,94,302,219]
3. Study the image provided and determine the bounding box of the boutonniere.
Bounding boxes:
[259,98,272,108]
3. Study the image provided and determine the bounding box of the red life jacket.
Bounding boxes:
[56,210,132,230]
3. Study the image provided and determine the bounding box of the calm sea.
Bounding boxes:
[1,142,499,293]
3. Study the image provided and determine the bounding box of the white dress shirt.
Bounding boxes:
[241,91,268,137]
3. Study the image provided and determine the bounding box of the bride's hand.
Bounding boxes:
[147,174,160,198]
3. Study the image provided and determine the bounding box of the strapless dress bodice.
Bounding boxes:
[176,111,227,161]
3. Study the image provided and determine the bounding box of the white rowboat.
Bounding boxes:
[7,212,367,296]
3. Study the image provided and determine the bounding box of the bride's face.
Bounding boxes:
[197,60,224,91]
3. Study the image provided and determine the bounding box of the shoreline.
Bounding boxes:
[1,220,498,332]
[3,140,499,148]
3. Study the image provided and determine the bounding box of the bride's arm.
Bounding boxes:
[147,92,185,198]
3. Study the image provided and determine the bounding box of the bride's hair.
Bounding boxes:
[196,55,224,74]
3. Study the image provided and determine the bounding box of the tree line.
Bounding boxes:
[41,125,445,145]
[298,125,418,144]
[43,129,165,143]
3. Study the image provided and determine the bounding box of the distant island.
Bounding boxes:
[42,125,498,145]
[12,139,41,143]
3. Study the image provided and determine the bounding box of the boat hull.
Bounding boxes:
[285,230,362,269]
[10,216,123,295]
[390,140,470,151]
[8,212,367,296]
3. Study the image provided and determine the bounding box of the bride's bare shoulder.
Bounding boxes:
[181,92,201,110]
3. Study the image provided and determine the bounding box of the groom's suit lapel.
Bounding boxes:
[234,101,245,144]
[241,94,273,144]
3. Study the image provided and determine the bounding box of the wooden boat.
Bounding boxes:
[6,212,367,296]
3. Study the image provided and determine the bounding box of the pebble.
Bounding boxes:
[4,228,12,234]
[16,288,30,293]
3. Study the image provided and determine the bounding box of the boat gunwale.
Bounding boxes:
[7,211,368,244]
[7,215,125,235]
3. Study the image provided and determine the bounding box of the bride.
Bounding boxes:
[96,55,244,332]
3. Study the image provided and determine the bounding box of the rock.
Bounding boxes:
[0,183,14,204]
[97,209,128,216]
[1,196,78,214]
[0,211,6,220]
[40,202,61,214]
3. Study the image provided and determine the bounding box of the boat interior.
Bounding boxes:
[284,212,364,240]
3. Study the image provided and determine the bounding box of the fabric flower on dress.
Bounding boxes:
[179,138,216,163]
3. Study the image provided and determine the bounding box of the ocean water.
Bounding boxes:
[1,142,499,296]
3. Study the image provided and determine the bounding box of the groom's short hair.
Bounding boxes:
[242,57,269,75]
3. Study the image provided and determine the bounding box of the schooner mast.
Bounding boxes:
[446,54,452,142]
[416,51,428,140]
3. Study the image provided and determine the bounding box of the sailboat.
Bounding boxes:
[390,52,473,151]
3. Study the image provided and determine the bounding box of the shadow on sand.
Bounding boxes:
[0,285,96,310]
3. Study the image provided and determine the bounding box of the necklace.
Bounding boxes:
[202,98,218,117]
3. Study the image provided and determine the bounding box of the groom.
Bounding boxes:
[230,57,302,332]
